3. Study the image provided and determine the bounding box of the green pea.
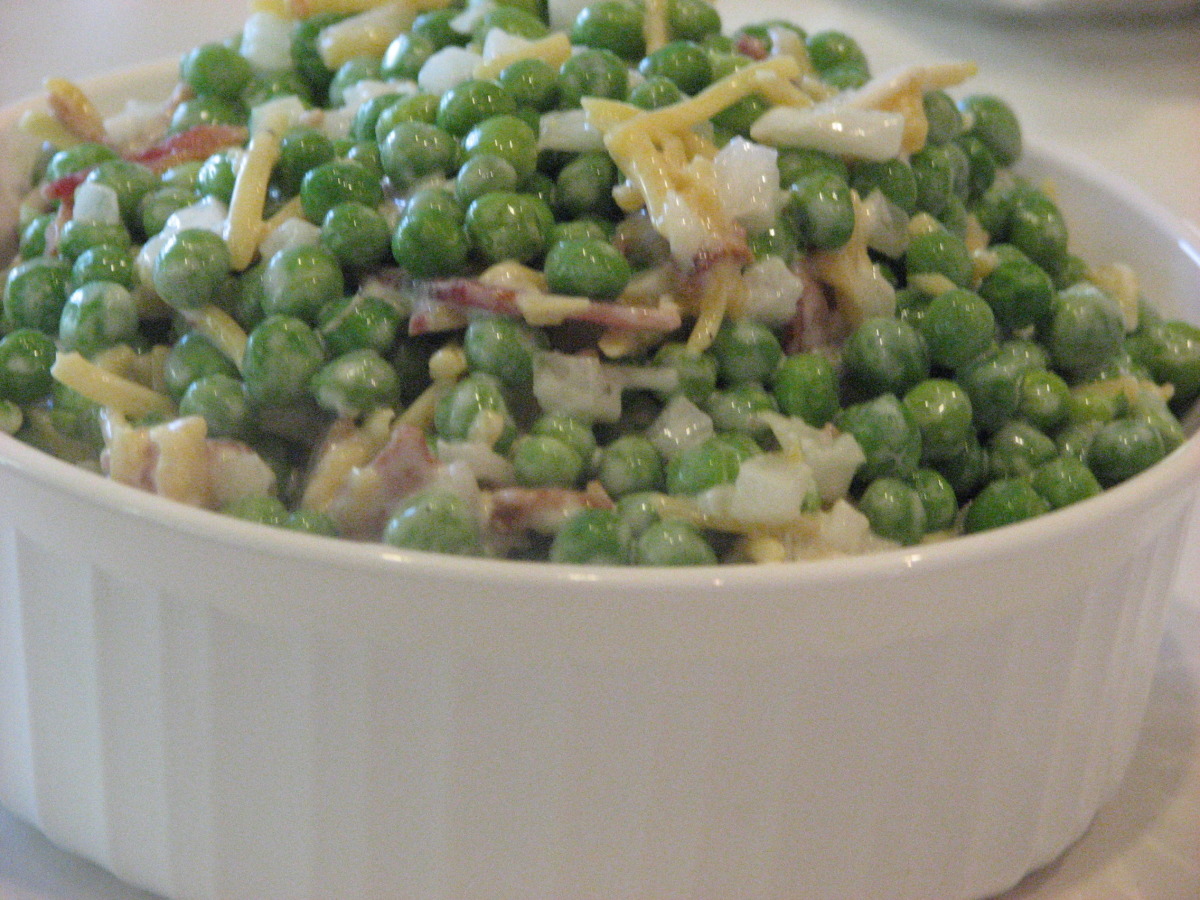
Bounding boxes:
[907,468,958,533]
[668,0,722,41]
[934,436,990,501]
[806,30,869,85]
[57,220,131,263]
[957,350,1026,434]
[910,142,969,218]
[152,227,231,310]
[1126,318,1200,413]
[592,434,661,497]
[18,213,53,259]
[959,94,1022,168]
[653,343,718,404]
[72,244,136,291]
[384,490,483,556]
[1030,456,1102,510]
[275,127,336,196]
[1044,283,1125,380]
[84,160,156,231]
[310,348,400,416]
[404,186,465,223]
[834,393,922,483]
[1016,367,1070,432]
[987,420,1057,479]
[978,249,1054,332]
[163,331,240,401]
[922,90,963,146]
[666,435,748,495]
[241,315,327,407]
[224,495,289,527]
[963,477,1049,533]
[139,185,197,239]
[551,218,609,246]
[850,159,918,216]
[0,329,57,403]
[859,477,926,546]
[511,434,585,488]
[179,373,251,439]
[572,1,645,60]
[169,95,247,134]
[283,509,340,536]
[704,319,780,386]
[705,383,777,436]
[549,508,627,564]
[242,68,313,108]
[528,414,594,463]
[1008,186,1068,277]
[639,40,712,95]
[843,317,930,400]
[455,153,519,206]
[58,281,138,357]
[262,244,344,323]
[4,258,71,334]
[465,191,555,265]
[462,114,539,183]
[392,206,470,277]
[435,372,515,447]
[301,159,384,223]
[464,316,541,387]
[435,80,516,137]
[381,32,437,80]
[558,48,629,108]
[955,134,997,203]
[902,378,973,463]
[411,8,470,49]
[628,75,686,110]
[747,217,799,262]
[45,142,118,182]
[632,518,717,565]
[320,201,391,270]
[554,152,619,220]
[286,12,345,102]
[777,147,848,188]
[316,294,400,358]
[326,56,380,108]
[1084,417,1167,487]
[474,5,548,41]
[374,94,440,141]
[543,237,631,299]
[784,172,855,250]
[904,227,974,289]
[919,288,995,370]
[771,352,839,426]
[180,42,251,101]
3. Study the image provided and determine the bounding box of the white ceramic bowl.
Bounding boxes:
[2,62,1199,900]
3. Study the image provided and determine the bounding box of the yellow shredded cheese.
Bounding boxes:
[224,128,282,271]
[642,0,670,54]
[18,110,81,149]
[514,292,592,326]
[474,32,572,81]
[301,408,395,511]
[1089,262,1140,332]
[317,0,443,69]
[428,344,468,382]
[182,305,249,371]
[52,352,176,419]
[44,77,106,144]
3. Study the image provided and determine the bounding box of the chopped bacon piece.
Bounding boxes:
[733,33,770,60]
[487,481,614,537]
[784,260,844,354]
[41,169,90,203]
[129,123,249,174]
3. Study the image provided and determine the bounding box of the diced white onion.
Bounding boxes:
[548,0,593,31]
[859,188,911,259]
[240,12,294,72]
[537,109,606,152]
[712,137,780,231]
[72,182,121,226]
[724,453,815,526]
[258,218,322,260]
[435,441,515,486]
[250,95,308,136]
[449,0,495,37]
[103,99,164,149]
[751,104,906,162]
[815,499,877,555]
[481,28,530,63]
[647,395,713,460]
[740,255,805,326]
[531,351,622,423]
[418,46,485,95]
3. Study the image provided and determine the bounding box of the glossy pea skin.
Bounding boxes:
[959,94,1022,168]
[639,40,712,95]
[72,244,137,292]
[152,228,231,310]
[628,75,686,110]
[1125,318,1200,412]
[597,434,664,496]
[436,80,517,137]
[84,160,156,232]
[543,238,631,299]
[455,153,519,206]
[4,258,72,333]
[410,8,470,49]
[374,94,440,141]
[391,207,471,277]
[784,172,855,251]
[169,96,247,135]
[978,248,1055,332]
[962,477,1049,533]
[834,393,922,483]
[139,186,196,239]
[772,352,839,427]
[955,134,998,203]
[326,56,381,108]
[310,348,401,417]
[195,150,239,205]
[224,495,289,527]
[558,48,629,107]
[434,372,515,447]
[473,5,548,41]
[908,468,958,533]
[462,114,539,183]
[57,220,131,263]
[45,142,118,182]
[179,373,251,439]
[1031,456,1102,509]
[922,90,963,146]
[285,9,346,99]
[274,127,336,196]
[554,152,619,220]
[384,490,483,556]
[667,435,751,495]
[910,143,969,218]
[510,434,585,488]
[850,159,918,216]
[283,509,340,536]
[18,213,54,259]
[531,414,597,464]
[162,331,240,400]
[317,294,401,357]
[572,0,646,60]
[320,201,391,270]
[1084,418,1167,487]
[710,319,783,386]
[58,281,139,357]
[0,328,57,403]
[381,32,437,81]
[464,316,541,387]
[919,288,995,370]
[904,227,974,290]
[654,343,718,404]
[300,159,383,223]
[1043,283,1125,381]
[241,315,327,407]
[859,477,926,546]
[262,244,345,323]
[497,57,560,112]
[842,316,930,400]
[806,30,869,85]
[180,42,251,101]
[957,349,1028,434]
[987,419,1058,479]
[668,0,722,42]
[549,507,627,564]
[1008,186,1069,277]
[1017,367,1071,432]
[464,192,555,265]
[633,518,717,565]
[705,383,777,436]
[902,378,973,463]
[776,147,848,189]
[935,436,991,501]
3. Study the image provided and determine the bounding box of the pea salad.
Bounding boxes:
[3,0,1198,564]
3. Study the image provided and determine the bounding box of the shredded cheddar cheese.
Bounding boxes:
[52,352,176,419]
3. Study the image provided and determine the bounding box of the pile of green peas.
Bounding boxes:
[2,0,1199,564]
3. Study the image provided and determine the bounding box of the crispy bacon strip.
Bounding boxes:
[425,278,683,333]
[486,481,614,537]
[129,123,249,173]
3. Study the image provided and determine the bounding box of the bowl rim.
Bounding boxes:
[2,60,1200,593]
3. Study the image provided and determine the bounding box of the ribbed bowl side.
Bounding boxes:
[0,453,1193,900]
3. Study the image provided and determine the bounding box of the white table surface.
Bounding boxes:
[0,1,1197,898]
